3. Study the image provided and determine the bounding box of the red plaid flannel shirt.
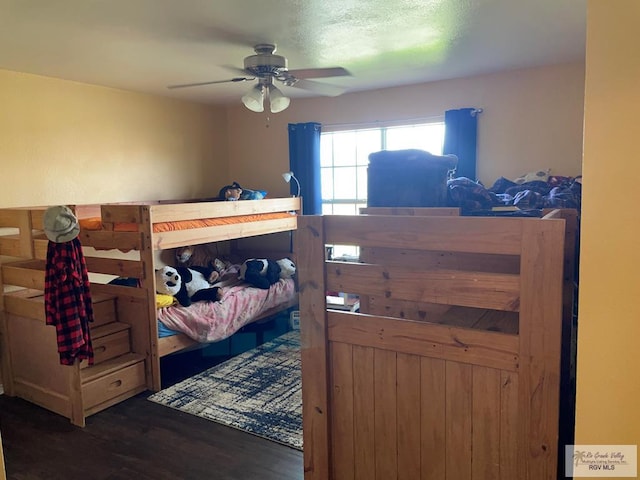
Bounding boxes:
[44,238,94,365]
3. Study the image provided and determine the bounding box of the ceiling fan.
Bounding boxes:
[167,43,351,113]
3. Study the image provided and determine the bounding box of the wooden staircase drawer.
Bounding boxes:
[81,330,130,368]
[82,361,145,410]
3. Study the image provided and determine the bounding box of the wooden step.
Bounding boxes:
[80,353,145,384]
[2,290,117,326]
[81,322,132,369]
[90,321,130,339]
[91,294,118,327]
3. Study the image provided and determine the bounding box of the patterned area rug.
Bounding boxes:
[148,331,302,450]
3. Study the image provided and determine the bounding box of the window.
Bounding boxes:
[320,122,445,215]
[320,121,445,258]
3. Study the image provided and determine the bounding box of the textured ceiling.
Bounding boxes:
[0,0,586,105]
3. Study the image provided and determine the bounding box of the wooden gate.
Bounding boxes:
[296,211,573,480]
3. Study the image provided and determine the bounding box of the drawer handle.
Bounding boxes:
[110,380,123,389]
[95,346,107,354]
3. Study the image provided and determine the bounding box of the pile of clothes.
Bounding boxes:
[446,172,582,215]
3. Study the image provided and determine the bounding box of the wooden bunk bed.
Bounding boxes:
[0,197,300,426]
[296,207,577,480]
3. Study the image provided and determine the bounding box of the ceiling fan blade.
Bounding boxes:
[286,78,346,97]
[167,77,252,89]
[287,67,351,79]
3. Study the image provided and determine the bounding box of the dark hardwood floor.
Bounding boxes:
[0,340,304,480]
[0,392,303,480]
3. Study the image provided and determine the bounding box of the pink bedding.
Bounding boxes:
[156,279,296,343]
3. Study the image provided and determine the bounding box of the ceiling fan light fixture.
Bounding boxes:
[268,84,290,113]
[241,85,264,112]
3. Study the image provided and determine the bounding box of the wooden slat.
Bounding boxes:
[361,247,520,274]
[374,348,397,480]
[397,352,421,480]
[421,357,446,480]
[445,361,472,480]
[0,209,27,227]
[500,370,519,478]
[328,311,520,372]
[359,207,460,216]
[472,365,501,479]
[90,282,148,300]
[326,262,521,312]
[0,208,36,262]
[149,197,301,223]
[152,217,297,250]
[353,345,375,480]
[0,237,23,257]
[518,219,565,479]
[362,297,453,323]
[78,230,142,252]
[84,257,145,278]
[296,216,331,480]
[1,264,45,290]
[100,204,144,224]
[323,215,524,255]
[471,309,519,335]
[330,342,354,480]
[156,296,301,358]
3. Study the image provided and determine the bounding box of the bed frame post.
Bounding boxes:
[295,216,331,480]
[518,218,566,478]
[139,205,161,391]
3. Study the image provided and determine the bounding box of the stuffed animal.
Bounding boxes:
[218,182,243,201]
[238,258,296,289]
[239,188,267,200]
[155,265,221,307]
[175,245,227,282]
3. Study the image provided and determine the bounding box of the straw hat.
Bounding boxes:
[43,205,80,243]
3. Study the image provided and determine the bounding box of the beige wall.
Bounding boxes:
[1,63,583,208]
[574,0,640,453]
[0,69,228,208]
[227,62,585,192]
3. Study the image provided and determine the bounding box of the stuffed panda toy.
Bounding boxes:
[239,258,296,289]
[155,265,221,307]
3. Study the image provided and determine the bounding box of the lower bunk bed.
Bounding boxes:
[0,197,300,426]
[296,208,576,480]
[155,275,298,357]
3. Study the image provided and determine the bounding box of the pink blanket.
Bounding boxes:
[157,279,296,343]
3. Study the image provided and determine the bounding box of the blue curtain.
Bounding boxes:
[288,122,322,215]
[443,108,479,181]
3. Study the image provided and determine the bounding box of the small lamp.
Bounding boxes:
[241,84,265,112]
[282,171,301,197]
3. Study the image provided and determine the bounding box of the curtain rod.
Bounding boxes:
[322,114,445,131]
[323,108,483,131]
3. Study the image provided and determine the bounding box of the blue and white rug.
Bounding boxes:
[148,331,302,450]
